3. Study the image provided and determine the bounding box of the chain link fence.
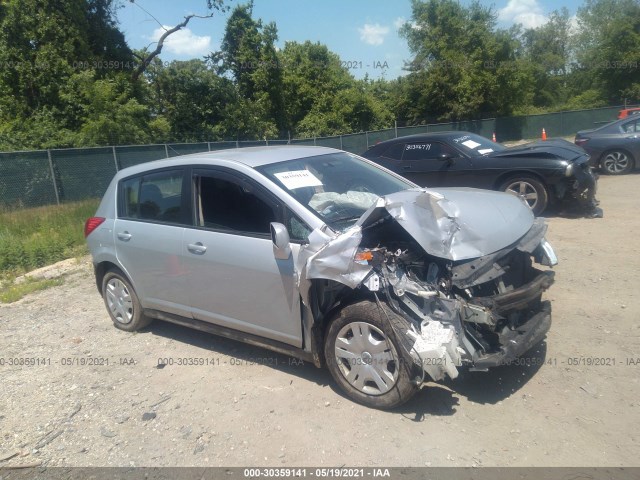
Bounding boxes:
[0,105,626,210]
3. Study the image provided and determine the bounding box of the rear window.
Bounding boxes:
[119,169,187,224]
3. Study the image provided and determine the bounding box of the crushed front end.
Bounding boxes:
[356,218,555,382]
[300,188,558,384]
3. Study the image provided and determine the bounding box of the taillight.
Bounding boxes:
[574,138,589,147]
[84,217,105,238]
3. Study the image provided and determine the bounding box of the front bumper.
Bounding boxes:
[472,300,552,368]
[558,164,601,215]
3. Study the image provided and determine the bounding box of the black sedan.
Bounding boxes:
[361,132,599,216]
[575,116,640,175]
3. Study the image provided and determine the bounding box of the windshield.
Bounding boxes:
[257,152,413,230]
[451,133,507,156]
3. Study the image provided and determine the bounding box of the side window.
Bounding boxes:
[381,143,404,160]
[119,170,185,224]
[196,174,277,236]
[287,209,312,242]
[403,142,456,161]
[403,143,440,161]
[622,119,640,133]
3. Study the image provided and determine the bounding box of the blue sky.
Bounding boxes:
[117,0,584,80]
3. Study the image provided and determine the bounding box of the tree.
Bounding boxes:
[521,9,573,108]
[211,2,286,136]
[145,59,238,142]
[59,70,152,146]
[278,41,353,133]
[399,0,534,122]
[0,0,142,149]
[574,0,640,103]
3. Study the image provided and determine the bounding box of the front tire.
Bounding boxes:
[324,301,417,409]
[600,150,634,175]
[102,270,152,332]
[499,176,549,216]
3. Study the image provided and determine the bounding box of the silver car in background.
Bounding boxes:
[85,146,558,409]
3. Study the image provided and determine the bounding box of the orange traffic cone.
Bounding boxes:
[492,132,497,142]
[541,128,547,141]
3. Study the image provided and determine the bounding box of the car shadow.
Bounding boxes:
[444,342,548,404]
[142,321,547,416]
[143,320,332,388]
[397,342,548,419]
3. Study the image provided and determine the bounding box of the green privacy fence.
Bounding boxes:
[0,105,628,209]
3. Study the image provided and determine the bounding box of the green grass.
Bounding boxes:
[0,199,99,275]
[0,277,65,303]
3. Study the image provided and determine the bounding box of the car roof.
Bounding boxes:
[115,145,343,178]
[597,116,639,132]
[368,131,473,149]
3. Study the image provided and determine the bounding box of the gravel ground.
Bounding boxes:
[1,174,639,468]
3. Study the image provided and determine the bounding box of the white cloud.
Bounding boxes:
[498,0,548,29]
[568,14,579,35]
[150,26,212,56]
[394,17,406,30]
[358,23,390,46]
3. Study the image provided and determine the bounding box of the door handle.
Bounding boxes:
[402,165,411,170]
[117,232,132,241]
[187,242,207,254]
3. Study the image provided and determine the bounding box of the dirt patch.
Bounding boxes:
[1,174,639,467]
[15,257,89,284]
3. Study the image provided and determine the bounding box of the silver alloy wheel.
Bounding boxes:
[504,180,539,210]
[602,151,629,174]
[105,278,134,324]
[334,321,399,395]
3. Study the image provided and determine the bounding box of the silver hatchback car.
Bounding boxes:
[86,146,558,409]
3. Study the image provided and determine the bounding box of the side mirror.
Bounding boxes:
[270,222,291,260]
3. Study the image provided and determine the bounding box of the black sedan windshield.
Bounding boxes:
[450,133,506,156]
[258,153,413,229]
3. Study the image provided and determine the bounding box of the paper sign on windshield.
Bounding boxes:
[478,148,494,154]
[274,170,323,189]
[461,140,482,149]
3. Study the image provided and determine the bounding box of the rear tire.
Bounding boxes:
[499,176,549,216]
[324,301,417,409]
[600,150,634,175]
[102,270,152,332]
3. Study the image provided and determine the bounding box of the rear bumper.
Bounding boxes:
[473,300,552,368]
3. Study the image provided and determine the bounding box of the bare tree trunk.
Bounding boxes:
[131,13,214,81]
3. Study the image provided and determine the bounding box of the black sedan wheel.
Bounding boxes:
[601,150,634,175]
[499,177,549,216]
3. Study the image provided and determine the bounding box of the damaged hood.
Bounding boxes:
[296,187,535,300]
[357,187,534,261]
[491,138,586,161]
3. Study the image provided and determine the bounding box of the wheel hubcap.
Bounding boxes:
[505,181,538,210]
[106,278,134,324]
[603,152,629,174]
[334,322,399,395]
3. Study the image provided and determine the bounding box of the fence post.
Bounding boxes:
[112,146,119,172]
[340,135,343,150]
[236,140,239,148]
[164,144,169,158]
[365,131,369,149]
[394,120,398,138]
[207,142,211,151]
[47,149,60,206]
